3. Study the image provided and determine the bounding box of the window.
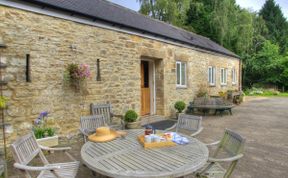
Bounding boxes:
[208,66,216,86]
[220,68,227,85]
[232,68,237,85]
[176,61,186,87]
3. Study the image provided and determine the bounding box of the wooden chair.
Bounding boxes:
[195,129,245,178]
[90,103,124,130]
[79,115,106,142]
[165,114,203,137]
[10,132,79,178]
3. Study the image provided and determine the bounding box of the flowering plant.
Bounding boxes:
[66,63,91,81]
[33,111,55,139]
[64,63,91,90]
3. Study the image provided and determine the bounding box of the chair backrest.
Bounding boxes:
[176,114,202,133]
[90,103,112,124]
[214,129,246,157]
[10,133,43,166]
[80,115,106,131]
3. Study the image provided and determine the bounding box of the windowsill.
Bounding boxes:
[176,85,187,89]
[221,84,227,86]
[209,84,216,87]
[232,83,237,86]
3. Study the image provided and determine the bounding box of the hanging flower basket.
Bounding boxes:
[64,63,91,91]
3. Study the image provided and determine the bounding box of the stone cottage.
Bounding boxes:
[0,0,241,142]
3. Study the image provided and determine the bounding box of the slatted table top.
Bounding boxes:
[81,129,209,178]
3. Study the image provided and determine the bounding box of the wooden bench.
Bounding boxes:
[187,97,234,116]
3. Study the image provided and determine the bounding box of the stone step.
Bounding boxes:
[140,115,166,126]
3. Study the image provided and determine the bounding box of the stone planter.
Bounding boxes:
[126,119,141,129]
[37,135,59,147]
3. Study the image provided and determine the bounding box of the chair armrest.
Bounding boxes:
[205,140,220,146]
[190,127,203,137]
[79,128,89,136]
[39,145,71,152]
[14,163,60,171]
[208,154,244,162]
[40,145,77,161]
[164,123,177,131]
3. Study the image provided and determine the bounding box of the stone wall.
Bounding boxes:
[0,6,240,144]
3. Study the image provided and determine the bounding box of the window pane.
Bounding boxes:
[177,63,180,85]
[181,63,186,85]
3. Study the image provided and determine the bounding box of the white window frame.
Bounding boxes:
[220,68,227,85]
[176,61,187,87]
[208,66,216,86]
[232,68,237,85]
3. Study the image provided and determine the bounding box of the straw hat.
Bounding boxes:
[88,127,118,142]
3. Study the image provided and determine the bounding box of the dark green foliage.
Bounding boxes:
[124,110,138,122]
[174,101,186,113]
[259,0,288,54]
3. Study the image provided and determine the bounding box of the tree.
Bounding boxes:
[259,0,288,54]
[244,41,285,87]
[137,0,190,27]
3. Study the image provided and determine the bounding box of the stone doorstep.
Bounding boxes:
[140,115,169,126]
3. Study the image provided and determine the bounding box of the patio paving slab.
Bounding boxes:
[6,96,288,178]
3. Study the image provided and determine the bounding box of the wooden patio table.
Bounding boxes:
[81,129,209,178]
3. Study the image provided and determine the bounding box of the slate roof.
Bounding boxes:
[21,0,239,58]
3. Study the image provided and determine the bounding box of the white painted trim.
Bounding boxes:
[176,61,187,88]
[220,68,227,86]
[232,68,237,85]
[208,66,216,86]
[0,0,240,60]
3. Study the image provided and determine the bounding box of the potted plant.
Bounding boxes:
[33,111,58,147]
[124,110,140,129]
[174,101,186,119]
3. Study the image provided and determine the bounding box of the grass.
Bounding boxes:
[245,90,288,97]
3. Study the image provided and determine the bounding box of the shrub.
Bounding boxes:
[124,110,138,122]
[174,101,186,113]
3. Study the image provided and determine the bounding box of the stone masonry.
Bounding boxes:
[0,6,240,144]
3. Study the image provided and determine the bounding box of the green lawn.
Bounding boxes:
[246,92,288,97]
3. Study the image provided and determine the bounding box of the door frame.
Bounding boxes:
[141,59,156,115]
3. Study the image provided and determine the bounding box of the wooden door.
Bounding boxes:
[141,61,150,115]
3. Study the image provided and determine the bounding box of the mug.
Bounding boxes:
[144,135,152,143]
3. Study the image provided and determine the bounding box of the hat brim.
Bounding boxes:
[88,130,118,143]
